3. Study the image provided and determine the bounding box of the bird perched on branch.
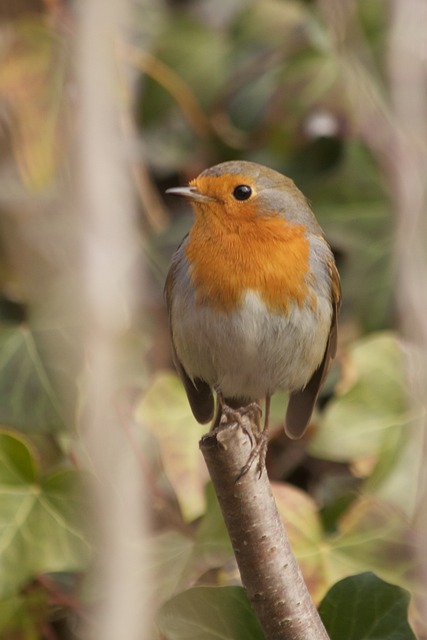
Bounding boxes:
[165,160,340,468]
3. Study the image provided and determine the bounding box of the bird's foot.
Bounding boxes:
[219,401,262,440]
[236,428,269,481]
[217,401,267,480]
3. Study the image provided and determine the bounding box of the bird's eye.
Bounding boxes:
[233,184,252,201]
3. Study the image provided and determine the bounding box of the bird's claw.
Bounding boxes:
[217,401,267,480]
[220,401,262,433]
[236,429,268,481]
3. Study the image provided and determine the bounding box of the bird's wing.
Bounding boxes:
[285,259,341,439]
[164,248,214,425]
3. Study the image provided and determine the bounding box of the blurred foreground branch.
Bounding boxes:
[388,0,427,631]
[76,1,149,639]
[200,417,329,640]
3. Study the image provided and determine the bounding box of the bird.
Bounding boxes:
[164,160,340,469]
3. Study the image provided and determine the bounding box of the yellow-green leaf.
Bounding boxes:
[135,372,209,520]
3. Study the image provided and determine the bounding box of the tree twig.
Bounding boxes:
[200,415,329,640]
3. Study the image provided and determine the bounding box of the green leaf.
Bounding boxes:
[309,332,424,517]
[309,333,410,462]
[271,481,326,602]
[194,482,232,553]
[143,16,230,117]
[311,143,392,332]
[0,19,69,189]
[328,497,414,591]
[0,594,23,634]
[0,429,37,484]
[157,586,265,640]
[0,589,48,637]
[272,482,414,604]
[189,482,234,580]
[146,486,234,609]
[0,324,65,432]
[147,530,194,608]
[319,572,416,639]
[363,412,423,518]
[136,372,209,521]
[235,0,312,48]
[0,431,88,597]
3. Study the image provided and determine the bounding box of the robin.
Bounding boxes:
[165,160,340,466]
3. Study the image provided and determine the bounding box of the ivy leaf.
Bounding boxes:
[309,333,410,463]
[272,484,414,604]
[136,372,209,521]
[190,483,233,575]
[0,589,48,637]
[319,572,416,639]
[147,530,194,608]
[157,586,265,640]
[309,332,423,517]
[0,431,89,598]
[147,485,234,609]
[0,324,65,433]
[271,482,326,602]
[0,19,69,190]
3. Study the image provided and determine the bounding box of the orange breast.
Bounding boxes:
[185,213,312,314]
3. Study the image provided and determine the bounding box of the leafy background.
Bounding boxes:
[0,0,425,638]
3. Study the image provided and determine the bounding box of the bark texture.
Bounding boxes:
[200,416,329,640]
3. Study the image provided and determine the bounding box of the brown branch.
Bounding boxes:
[200,415,329,640]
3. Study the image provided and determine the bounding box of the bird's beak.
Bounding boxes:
[165,186,214,203]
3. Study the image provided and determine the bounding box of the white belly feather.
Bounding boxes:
[172,288,332,400]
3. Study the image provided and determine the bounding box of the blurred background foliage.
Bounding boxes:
[0,0,424,638]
